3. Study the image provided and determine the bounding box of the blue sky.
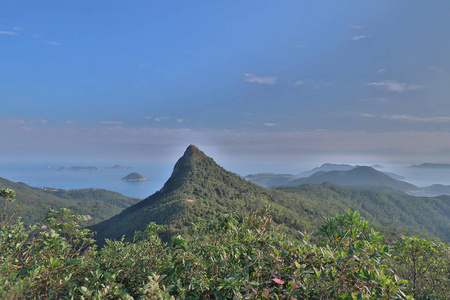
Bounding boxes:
[2,1,450,173]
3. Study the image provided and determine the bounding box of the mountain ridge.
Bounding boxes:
[91,145,450,244]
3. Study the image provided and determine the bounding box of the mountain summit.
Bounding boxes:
[91,144,305,242]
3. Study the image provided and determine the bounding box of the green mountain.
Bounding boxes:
[287,166,417,192]
[0,177,141,226]
[91,145,450,244]
[275,183,450,242]
[244,173,299,187]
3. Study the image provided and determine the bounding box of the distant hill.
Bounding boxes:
[91,145,449,244]
[0,177,141,226]
[122,172,147,181]
[410,163,450,169]
[299,163,404,180]
[287,166,417,192]
[244,173,299,187]
[408,184,450,197]
[299,163,356,177]
[57,165,132,171]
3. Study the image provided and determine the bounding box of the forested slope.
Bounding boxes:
[91,145,450,244]
[0,177,141,226]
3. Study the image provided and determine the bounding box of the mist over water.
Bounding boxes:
[0,161,174,199]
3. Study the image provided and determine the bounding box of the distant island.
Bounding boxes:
[122,172,147,182]
[56,164,132,171]
[410,163,450,169]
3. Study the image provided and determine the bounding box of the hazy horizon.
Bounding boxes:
[2,1,450,170]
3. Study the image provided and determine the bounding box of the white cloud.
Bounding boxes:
[383,115,450,123]
[243,73,277,85]
[350,25,364,29]
[12,26,24,32]
[154,117,170,122]
[351,35,366,41]
[378,68,386,73]
[99,121,122,125]
[429,66,444,73]
[359,97,390,103]
[0,31,18,35]
[360,113,374,118]
[264,123,276,127]
[44,40,60,46]
[368,80,424,92]
[176,118,189,123]
[294,79,333,89]
[62,120,77,125]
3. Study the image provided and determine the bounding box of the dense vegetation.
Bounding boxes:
[91,145,450,244]
[0,176,141,226]
[1,188,449,299]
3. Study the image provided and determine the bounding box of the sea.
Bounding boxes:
[0,160,175,199]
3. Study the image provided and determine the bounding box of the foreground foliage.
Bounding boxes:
[1,188,449,299]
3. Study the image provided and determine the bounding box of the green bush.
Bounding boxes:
[1,188,449,299]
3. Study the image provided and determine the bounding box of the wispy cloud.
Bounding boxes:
[294,44,306,48]
[243,73,277,85]
[33,33,60,46]
[350,25,364,29]
[378,68,386,73]
[99,121,122,125]
[12,26,24,32]
[176,118,189,123]
[359,97,390,103]
[44,40,60,46]
[154,117,170,122]
[264,123,276,127]
[360,113,374,118]
[429,66,444,73]
[0,31,18,35]
[62,120,77,125]
[351,35,366,41]
[383,115,450,123]
[293,79,334,89]
[368,80,425,93]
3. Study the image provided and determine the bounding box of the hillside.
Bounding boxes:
[244,173,299,187]
[275,183,450,241]
[0,177,141,226]
[287,166,417,192]
[91,145,450,244]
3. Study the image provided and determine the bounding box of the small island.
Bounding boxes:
[122,172,147,182]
